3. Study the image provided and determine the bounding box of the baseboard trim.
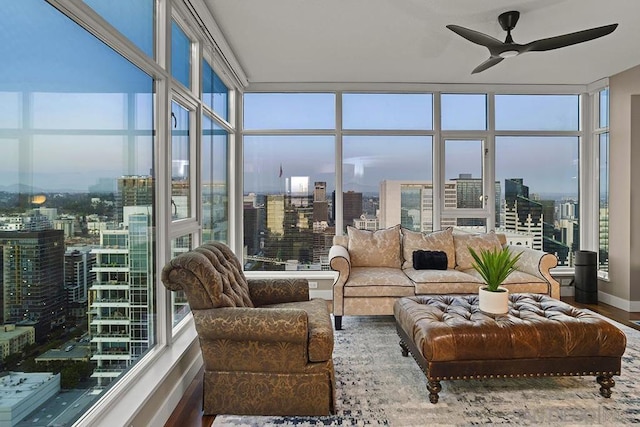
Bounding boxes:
[598,291,640,312]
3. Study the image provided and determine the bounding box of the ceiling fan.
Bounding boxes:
[447,11,618,74]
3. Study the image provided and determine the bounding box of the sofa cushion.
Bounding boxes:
[453,231,503,270]
[347,225,402,268]
[405,268,483,295]
[343,267,415,297]
[461,268,546,285]
[401,227,455,270]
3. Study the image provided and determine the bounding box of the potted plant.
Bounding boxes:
[468,246,522,314]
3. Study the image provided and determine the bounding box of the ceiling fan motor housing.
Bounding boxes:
[498,11,520,31]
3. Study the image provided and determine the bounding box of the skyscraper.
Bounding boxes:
[88,212,153,386]
[116,176,154,224]
[0,229,67,341]
[504,178,543,250]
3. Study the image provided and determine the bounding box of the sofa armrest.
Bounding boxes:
[247,278,309,307]
[329,245,351,282]
[505,245,560,299]
[193,307,309,344]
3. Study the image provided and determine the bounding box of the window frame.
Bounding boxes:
[40,0,242,425]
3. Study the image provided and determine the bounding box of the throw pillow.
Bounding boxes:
[453,231,503,270]
[401,227,455,269]
[347,224,402,268]
[412,250,448,270]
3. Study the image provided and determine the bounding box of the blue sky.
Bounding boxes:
[0,1,580,201]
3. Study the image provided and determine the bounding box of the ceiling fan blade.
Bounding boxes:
[446,24,504,50]
[523,23,618,52]
[472,56,504,74]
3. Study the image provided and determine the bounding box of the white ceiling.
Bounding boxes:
[203,0,640,86]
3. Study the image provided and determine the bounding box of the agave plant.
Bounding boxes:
[468,246,523,292]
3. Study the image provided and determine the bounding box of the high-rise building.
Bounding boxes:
[88,212,153,386]
[0,229,67,341]
[341,191,363,230]
[452,174,501,227]
[65,246,96,307]
[116,176,153,224]
[314,182,326,202]
[313,182,329,223]
[266,195,285,236]
[504,178,543,250]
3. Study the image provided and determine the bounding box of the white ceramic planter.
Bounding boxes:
[478,285,510,314]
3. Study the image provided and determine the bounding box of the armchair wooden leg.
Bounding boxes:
[334,315,342,330]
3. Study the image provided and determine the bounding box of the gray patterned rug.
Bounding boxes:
[213,314,640,426]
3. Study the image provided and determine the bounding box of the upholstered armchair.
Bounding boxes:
[161,242,335,416]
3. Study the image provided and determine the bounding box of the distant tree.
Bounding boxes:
[61,365,80,389]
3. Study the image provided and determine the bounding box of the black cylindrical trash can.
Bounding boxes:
[574,250,598,304]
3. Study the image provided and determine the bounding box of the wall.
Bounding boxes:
[607,64,640,310]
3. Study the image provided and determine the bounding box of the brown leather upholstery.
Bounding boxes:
[395,294,627,362]
[394,294,627,403]
[161,242,335,416]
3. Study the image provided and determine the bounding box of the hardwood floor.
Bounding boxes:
[164,297,640,427]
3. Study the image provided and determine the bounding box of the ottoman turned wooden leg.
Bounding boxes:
[427,380,442,404]
[399,340,409,357]
[597,374,615,398]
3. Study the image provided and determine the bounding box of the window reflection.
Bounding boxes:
[202,116,229,242]
[171,101,191,220]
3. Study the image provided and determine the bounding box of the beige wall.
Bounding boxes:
[607,64,640,308]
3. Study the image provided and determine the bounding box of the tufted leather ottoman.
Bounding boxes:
[394,294,627,403]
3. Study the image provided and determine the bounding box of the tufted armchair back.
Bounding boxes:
[161,241,254,310]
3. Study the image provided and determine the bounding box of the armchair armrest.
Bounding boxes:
[247,278,309,307]
[505,245,560,299]
[193,307,309,344]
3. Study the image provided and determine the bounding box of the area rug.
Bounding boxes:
[213,314,640,426]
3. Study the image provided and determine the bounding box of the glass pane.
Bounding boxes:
[203,59,229,121]
[202,116,229,242]
[342,93,433,130]
[495,94,579,131]
[496,136,579,267]
[171,20,191,89]
[243,135,335,270]
[84,0,154,57]
[599,133,609,272]
[441,94,486,130]
[0,1,155,422]
[171,101,191,220]
[243,93,335,129]
[599,88,609,128]
[171,234,193,326]
[343,136,432,232]
[0,91,20,128]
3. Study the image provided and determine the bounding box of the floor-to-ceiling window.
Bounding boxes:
[242,91,583,270]
[0,1,155,423]
[495,94,580,266]
[1,1,237,425]
[243,93,335,271]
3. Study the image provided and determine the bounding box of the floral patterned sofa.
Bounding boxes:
[329,225,559,330]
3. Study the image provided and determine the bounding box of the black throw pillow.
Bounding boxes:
[412,250,448,270]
